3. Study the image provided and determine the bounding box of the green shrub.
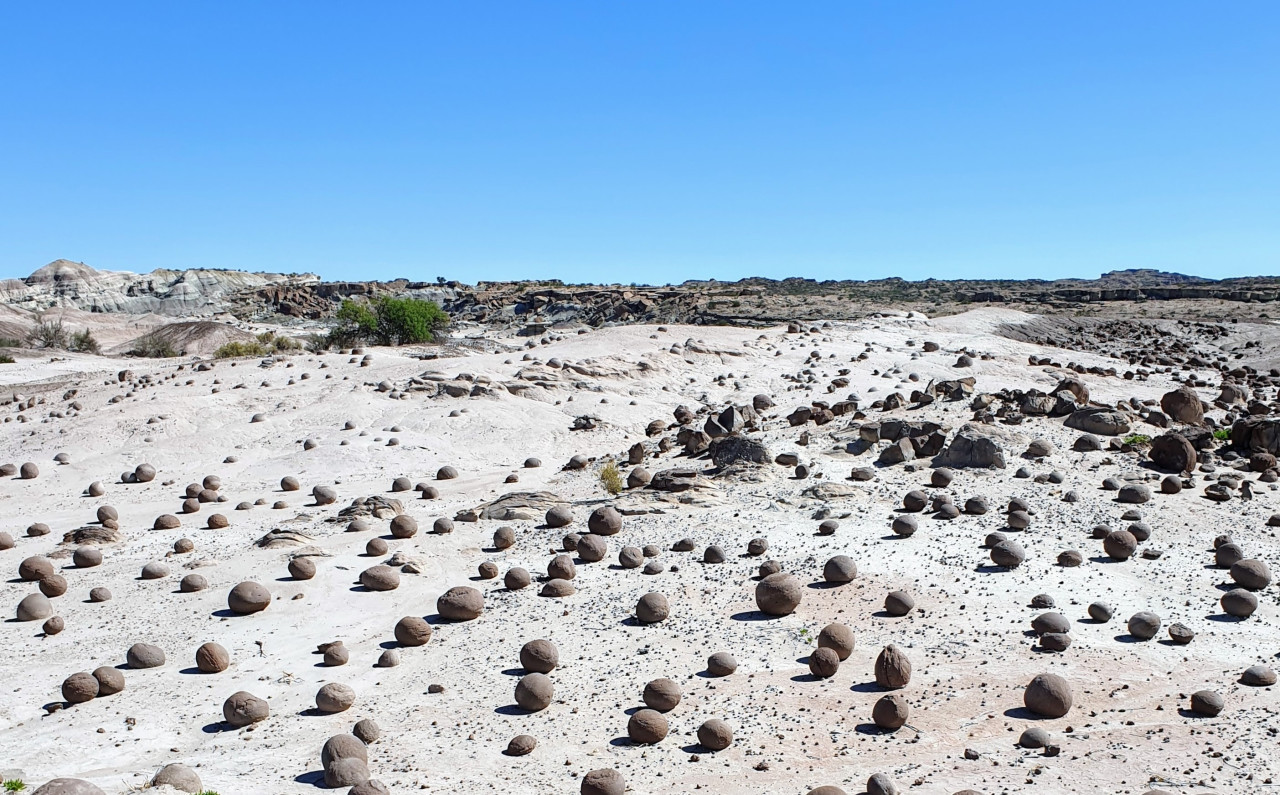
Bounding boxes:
[0,354,14,364]
[255,331,301,352]
[4,780,27,792]
[27,319,68,349]
[304,333,329,353]
[68,329,101,354]
[1213,428,1231,441]
[330,297,449,347]
[1122,434,1151,446]
[129,334,179,358]
[599,461,623,496]
[0,337,22,348]
[214,341,268,358]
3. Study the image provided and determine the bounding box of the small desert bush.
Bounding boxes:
[27,319,68,349]
[256,331,301,352]
[68,329,101,354]
[4,780,27,792]
[599,461,623,495]
[0,337,22,348]
[129,334,179,358]
[1213,428,1230,441]
[215,340,267,358]
[330,296,449,347]
[0,354,14,364]
[1122,434,1151,446]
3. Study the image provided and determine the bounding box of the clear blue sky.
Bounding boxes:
[1,2,1277,284]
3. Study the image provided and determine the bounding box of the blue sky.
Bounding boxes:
[1,2,1276,284]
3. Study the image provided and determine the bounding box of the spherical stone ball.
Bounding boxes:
[618,546,644,568]
[577,533,607,562]
[642,678,681,712]
[1018,727,1050,749]
[635,592,670,624]
[389,515,418,538]
[1024,673,1073,717]
[180,574,208,593]
[360,565,400,591]
[126,642,165,669]
[514,672,554,711]
[524,457,542,468]
[1216,542,1244,568]
[545,505,574,528]
[173,540,194,555]
[1103,530,1138,561]
[747,537,768,556]
[19,462,39,479]
[809,788,849,795]
[707,651,737,677]
[703,544,726,564]
[96,505,118,523]
[89,586,112,603]
[627,708,669,744]
[436,465,458,480]
[875,644,912,689]
[62,672,99,704]
[540,579,576,597]
[352,718,380,744]
[808,646,841,678]
[419,485,439,499]
[39,574,68,598]
[936,503,961,520]
[520,639,559,673]
[477,561,499,580]
[505,567,532,590]
[227,581,271,615]
[391,616,432,648]
[316,682,357,713]
[990,539,1026,568]
[866,774,899,795]
[312,485,338,505]
[16,593,53,621]
[562,534,581,552]
[0,532,12,550]
[580,768,625,795]
[818,623,855,660]
[1190,690,1224,717]
[872,693,909,730]
[1168,622,1195,645]
[134,463,157,483]
[321,733,368,769]
[891,515,918,537]
[26,522,51,537]
[1032,612,1071,635]
[391,476,413,492]
[672,537,696,552]
[818,519,840,536]
[153,514,181,530]
[965,497,989,514]
[884,590,915,616]
[365,537,388,556]
[1088,601,1113,622]
[1161,475,1182,494]
[1040,633,1072,652]
[43,616,65,635]
[433,517,454,534]
[506,734,538,756]
[1127,611,1161,640]
[902,490,927,512]
[151,763,202,793]
[196,642,230,672]
[140,561,170,580]
[437,585,483,621]
[19,556,54,581]
[280,476,301,491]
[1007,510,1031,530]
[1230,558,1272,591]
[697,718,733,751]
[324,757,369,789]
[324,644,350,666]
[984,531,1007,548]
[88,481,106,497]
[207,513,230,528]
[823,555,857,584]
[1222,588,1259,618]
[92,666,125,696]
[493,526,516,549]
[588,506,622,535]
[289,556,317,580]
[758,559,782,578]
[377,650,400,668]
[755,572,803,616]
[931,467,955,487]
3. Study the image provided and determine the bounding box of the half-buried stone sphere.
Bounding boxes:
[548,555,576,580]
[437,586,483,620]
[635,592,670,624]
[875,644,912,689]
[196,642,230,672]
[227,581,271,614]
[990,539,1026,568]
[1190,690,1224,717]
[223,691,270,726]
[30,780,106,795]
[545,506,573,528]
[1024,673,1072,717]
[280,476,300,491]
[755,572,803,615]
[180,574,208,593]
[818,623,855,660]
[627,708,669,744]
[643,678,681,712]
[506,735,537,756]
[360,565,400,591]
[520,639,559,673]
[580,769,625,795]
[151,763,202,793]
[515,672,554,711]
[126,643,165,669]
[540,579,575,597]
[153,514,180,530]
[316,682,356,713]
[505,567,531,590]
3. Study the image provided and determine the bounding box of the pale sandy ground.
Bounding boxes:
[0,307,1276,794]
